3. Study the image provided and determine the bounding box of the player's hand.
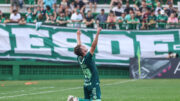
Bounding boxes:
[77,29,81,36]
[97,27,102,33]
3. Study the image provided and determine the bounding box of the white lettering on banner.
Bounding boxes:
[53,32,91,58]
[0,24,179,65]
[12,28,51,55]
[0,29,11,53]
[173,45,180,50]
[96,34,134,60]
[136,35,174,57]
[174,62,180,74]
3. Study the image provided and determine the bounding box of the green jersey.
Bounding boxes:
[46,9,54,16]
[157,15,168,22]
[28,0,35,5]
[128,18,139,23]
[153,1,157,8]
[157,15,168,28]
[135,0,142,6]
[56,16,69,21]
[118,17,125,23]
[1,18,5,23]
[118,17,126,30]
[127,18,139,29]
[26,12,33,23]
[148,15,156,22]
[36,10,41,18]
[125,14,131,21]
[146,0,153,8]
[26,12,33,19]
[77,52,100,87]
[36,10,44,19]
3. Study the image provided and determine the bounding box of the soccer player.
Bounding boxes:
[67,27,102,101]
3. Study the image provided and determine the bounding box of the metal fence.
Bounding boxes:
[41,22,180,30]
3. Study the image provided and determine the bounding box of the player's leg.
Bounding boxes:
[68,96,101,101]
[67,95,74,101]
[67,96,91,101]
[78,99,101,101]
[67,85,101,101]
[78,85,101,101]
[78,85,91,101]
[67,86,91,101]
[90,85,101,101]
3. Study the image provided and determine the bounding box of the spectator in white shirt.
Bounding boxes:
[112,2,124,17]
[155,2,163,16]
[10,10,21,23]
[71,9,83,28]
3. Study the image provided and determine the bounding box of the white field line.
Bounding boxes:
[0,79,136,99]
[102,79,136,86]
[0,87,55,95]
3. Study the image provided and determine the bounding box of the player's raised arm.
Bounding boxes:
[77,29,81,45]
[90,27,102,55]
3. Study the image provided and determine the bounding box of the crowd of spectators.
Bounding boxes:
[0,0,180,30]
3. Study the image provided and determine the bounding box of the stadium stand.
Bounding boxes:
[0,0,180,80]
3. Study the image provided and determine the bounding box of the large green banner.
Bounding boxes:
[0,24,180,65]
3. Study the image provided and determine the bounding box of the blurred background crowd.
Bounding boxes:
[0,0,180,30]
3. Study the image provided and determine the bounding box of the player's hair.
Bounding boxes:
[74,45,83,56]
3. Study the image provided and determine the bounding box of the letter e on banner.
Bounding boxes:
[12,28,51,55]
[0,28,11,53]
[136,35,174,57]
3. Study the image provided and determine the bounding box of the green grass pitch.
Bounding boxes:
[0,79,180,101]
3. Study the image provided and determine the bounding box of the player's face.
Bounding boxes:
[81,45,88,56]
